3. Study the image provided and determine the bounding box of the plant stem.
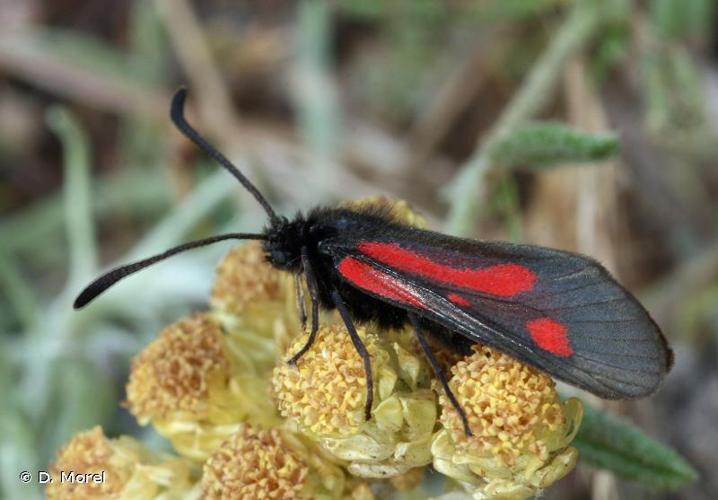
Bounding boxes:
[46,107,98,290]
[443,1,603,236]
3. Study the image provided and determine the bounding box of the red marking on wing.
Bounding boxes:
[447,293,470,306]
[526,318,573,357]
[358,242,536,297]
[338,257,425,308]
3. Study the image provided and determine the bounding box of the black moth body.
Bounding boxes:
[74,89,673,435]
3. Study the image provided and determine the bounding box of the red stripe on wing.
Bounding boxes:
[447,293,471,306]
[526,318,573,357]
[338,257,426,309]
[358,242,536,297]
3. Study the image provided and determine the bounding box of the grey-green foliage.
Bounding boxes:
[590,0,631,82]
[46,107,98,288]
[642,47,707,135]
[641,0,711,138]
[575,402,698,490]
[0,168,170,275]
[295,0,340,182]
[43,360,117,462]
[119,0,169,167]
[0,405,40,499]
[0,4,172,281]
[337,0,564,22]
[32,27,158,87]
[487,122,619,170]
[650,0,716,42]
[336,0,563,123]
[340,0,451,122]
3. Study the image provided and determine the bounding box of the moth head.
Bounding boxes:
[263,215,305,272]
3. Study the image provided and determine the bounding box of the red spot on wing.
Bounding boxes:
[358,242,536,297]
[338,257,425,309]
[447,293,470,306]
[526,318,573,357]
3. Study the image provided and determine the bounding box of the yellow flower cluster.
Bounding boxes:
[125,313,231,422]
[49,198,582,500]
[211,242,287,316]
[274,324,381,437]
[201,425,309,499]
[273,324,437,478]
[124,312,278,461]
[433,345,582,499]
[46,426,197,500]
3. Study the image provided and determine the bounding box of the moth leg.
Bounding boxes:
[287,248,320,366]
[408,313,472,436]
[294,272,307,330]
[331,289,374,421]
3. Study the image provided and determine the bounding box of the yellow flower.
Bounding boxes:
[46,426,197,500]
[125,313,278,461]
[272,323,437,478]
[201,424,349,500]
[432,345,582,499]
[273,323,379,437]
[211,241,299,374]
[339,196,427,228]
[210,240,289,317]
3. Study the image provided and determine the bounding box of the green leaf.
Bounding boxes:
[574,403,697,490]
[487,122,619,169]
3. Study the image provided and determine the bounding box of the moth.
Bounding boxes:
[75,89,673,435]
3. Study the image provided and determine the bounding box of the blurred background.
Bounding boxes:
[1,0,716,498]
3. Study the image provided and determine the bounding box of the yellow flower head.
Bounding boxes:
[273,323,437,478]
[126,313,230,421]
[125,313,277,461]
[202,424,350,500]
[210,241,289,316]
[202,425,308,499]
[47,426,196,500]
[273,323,381,436]
[433,345,582,499]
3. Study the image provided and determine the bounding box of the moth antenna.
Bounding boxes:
[73,232,265,309]
[170,88,279,222]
